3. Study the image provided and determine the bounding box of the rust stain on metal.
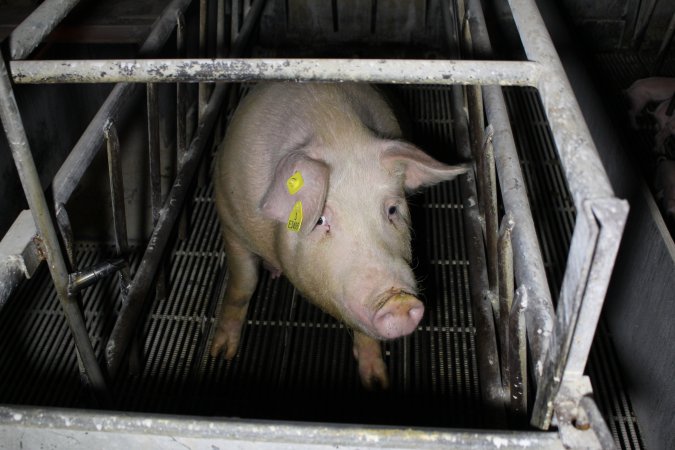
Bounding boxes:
[32,235,46,261]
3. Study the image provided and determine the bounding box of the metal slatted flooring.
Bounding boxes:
[0,84,643,446]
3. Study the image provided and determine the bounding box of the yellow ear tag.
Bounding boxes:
[286,171,304,195]
[287,200,303,232]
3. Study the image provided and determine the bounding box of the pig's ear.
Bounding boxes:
[382,141,469,191]
[260,153,330,235]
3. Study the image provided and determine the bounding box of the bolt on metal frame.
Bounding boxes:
[0,0,625,445]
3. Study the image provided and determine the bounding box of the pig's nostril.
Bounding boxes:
[372,295,424,339]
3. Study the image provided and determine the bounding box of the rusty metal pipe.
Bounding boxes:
[10,58,542,86]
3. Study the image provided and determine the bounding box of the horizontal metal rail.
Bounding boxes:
[10,59,542,86]
[0,405,566,449]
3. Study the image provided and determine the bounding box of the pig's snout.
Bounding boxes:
[372,293,424,339]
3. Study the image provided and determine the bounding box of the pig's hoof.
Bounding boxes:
[358,358,390,390]
[210,324,241,360]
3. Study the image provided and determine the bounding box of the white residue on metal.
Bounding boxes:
[12,413,22,421]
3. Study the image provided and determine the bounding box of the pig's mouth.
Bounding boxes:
[372,288,417,311]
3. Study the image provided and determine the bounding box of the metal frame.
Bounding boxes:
[0,0,627,446]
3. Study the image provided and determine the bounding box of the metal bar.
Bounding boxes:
[54,203,77,270]
[9,0,83,60]
[147,84,162,225]
[498,213,515,390]
[579,396,618,450]
[652,10,675,74]
[147,82,168,304]
[104,121,129,257]
[532,199,628,428]
[481,125,499,311]
[10,59,543,86]
[51,0,194,207]
[199,0,209,116]
[450,86,472,160]
[0,55,108,399]
[232,0,241,42]
[509,286,527,424]
[106,83,229,378]
[69,259,127,295]
[459,170,505,425]
[465,0,554,387]
[217,0,227,57]
[176,12,189,240]
[0,405,567,449]
[507,0,614,205]
[0,210,41,308]
[503,0,629,429]
[104,121,138,374]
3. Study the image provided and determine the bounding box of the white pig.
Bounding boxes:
[625,77,675,128]
[210,83,467,388]
[649,98,675,152]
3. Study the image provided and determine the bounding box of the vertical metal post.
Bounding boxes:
[104,121,129,258]
[217,0,227,57]
[104,121,138,374]
[147,83,167,304]
[176,12,189,240]
[460,169,505,424]
[106,83,230,379]
[481,125,499,316]
[55,203,77,270]
[509,286,528,423]
[465,0,555,386]
[0,55,108,399]
[199,0,209,116]
[232,0,241,41]
[498,213,514,388]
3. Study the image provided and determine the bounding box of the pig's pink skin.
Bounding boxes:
[655,160,675,220]
[210,83,466,387]
[649,99,675,151]
[625,77,675,128]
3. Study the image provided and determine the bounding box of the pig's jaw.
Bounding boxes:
[345,288,424,341]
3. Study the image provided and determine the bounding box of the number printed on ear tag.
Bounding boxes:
[287,200,303,232]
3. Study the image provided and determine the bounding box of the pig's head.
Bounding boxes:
[260,135,467,340]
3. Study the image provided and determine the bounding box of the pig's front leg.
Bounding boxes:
[210,238,259,360]
[352,331,389,390]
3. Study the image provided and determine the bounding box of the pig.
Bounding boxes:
[649,98,675,152]
[655,159,675,221]
[625,77,675,128]
[209,83,467,388]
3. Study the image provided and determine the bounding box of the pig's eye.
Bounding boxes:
[388,205,398,216]
[316,216,327,226]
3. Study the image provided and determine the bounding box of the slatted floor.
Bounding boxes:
[0,84,643,445]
